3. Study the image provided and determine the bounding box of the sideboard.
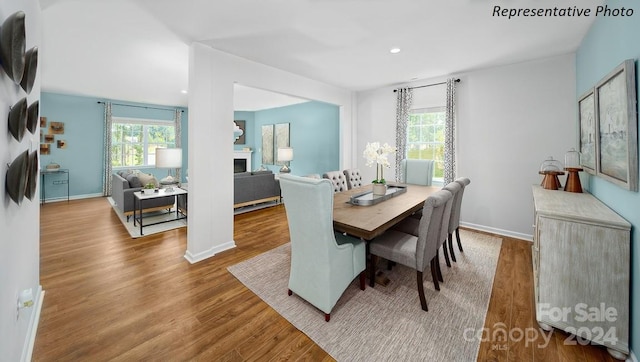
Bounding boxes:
[532,185,630,360]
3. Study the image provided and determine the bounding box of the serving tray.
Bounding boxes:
[348,185,407,206]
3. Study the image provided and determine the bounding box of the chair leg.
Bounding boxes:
[387,260,395,270]
[435,250,444,282]
[288,289,292,296]
[416,271,428,311]
[325,313,331,322]
[359,271,366,290]
[448,233,457,263]
[369,255,378,288]
[442,242,451,267]
[455,228,464,252]
[430,259,440,291]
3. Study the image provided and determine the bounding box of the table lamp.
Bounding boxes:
[156,148,182,190]
[277,147,293,173]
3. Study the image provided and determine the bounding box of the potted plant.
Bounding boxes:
[363,142,396,196]
[142,182,156,194]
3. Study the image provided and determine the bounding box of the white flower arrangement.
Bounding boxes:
[363,142,396,184]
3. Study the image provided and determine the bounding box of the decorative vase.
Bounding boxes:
[142,188,155,195]
[372,183,387,196]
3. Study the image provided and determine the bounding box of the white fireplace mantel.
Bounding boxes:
[234,150,252,172]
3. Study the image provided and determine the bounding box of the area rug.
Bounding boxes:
[107,197,186,238]
[228,230,502,361]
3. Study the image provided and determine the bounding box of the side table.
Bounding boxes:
[41,169,70,204]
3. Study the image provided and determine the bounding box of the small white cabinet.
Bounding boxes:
[532,186,630,360]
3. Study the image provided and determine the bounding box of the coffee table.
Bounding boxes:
[133,188,188,235]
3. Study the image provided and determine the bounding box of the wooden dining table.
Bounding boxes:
[333,183,441,241]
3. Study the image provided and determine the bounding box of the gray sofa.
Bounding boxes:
[112,172,176,220]
[233,170,281,208]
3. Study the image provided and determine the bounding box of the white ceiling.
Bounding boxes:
[38,0,603,109]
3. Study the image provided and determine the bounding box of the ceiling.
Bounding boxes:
[38,0,603,109]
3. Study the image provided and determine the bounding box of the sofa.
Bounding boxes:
[233,170,281,208]
[112,171,176,220]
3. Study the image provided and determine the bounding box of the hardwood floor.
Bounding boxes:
[34,197,616,361]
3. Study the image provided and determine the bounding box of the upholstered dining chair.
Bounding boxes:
[369,189,452,311]
[322,171,348,193]
[399,159,434,186]
[442,181,463,263]
[279,174,366,322]
[343,169,363,190]
[449,177,471,254]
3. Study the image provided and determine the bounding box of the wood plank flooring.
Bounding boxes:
[34,197,616,361]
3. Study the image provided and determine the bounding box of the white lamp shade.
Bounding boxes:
[156,148,182,168]
[277,147,293,162]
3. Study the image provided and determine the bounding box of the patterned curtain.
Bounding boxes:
[102,102,113,196]
[443,78,457,185]
[395,88,413,182]
[174,109,182,183]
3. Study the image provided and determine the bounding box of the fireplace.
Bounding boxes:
[234,150,252,173]
[234,159,247,173]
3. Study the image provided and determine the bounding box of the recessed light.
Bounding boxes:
[181,90,188,94]
[389,48,401,54]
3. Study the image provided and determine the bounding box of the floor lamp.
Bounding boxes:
[156,148,182,191]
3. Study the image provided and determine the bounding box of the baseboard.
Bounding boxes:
[41,193,103,203]
[628,349,637,362]
[461,222,533,242]
[184,240,236,264]
[21,286,44,362]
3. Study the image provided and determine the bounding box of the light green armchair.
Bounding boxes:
[279,174,366,322]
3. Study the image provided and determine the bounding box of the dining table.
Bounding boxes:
[333,183,441,240]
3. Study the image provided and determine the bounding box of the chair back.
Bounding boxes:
[450,177,470,231]
[443,181,463,233]
[400,159,434,186]
[343,169,363,189]
[279,175,337,265]
[415,190,452,270]
[322,171,348,192]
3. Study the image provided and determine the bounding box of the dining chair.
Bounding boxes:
[279,174,366,322]
[443,181,463,263]
[322,171,348,192]
[449,177,471,253]
[343,169,362,190]
[399,159,435,186]
[368,189,452,311]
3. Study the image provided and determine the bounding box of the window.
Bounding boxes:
[111,117,175,168]
[407,107,445,181]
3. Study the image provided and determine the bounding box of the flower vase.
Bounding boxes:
[372,183,387,196]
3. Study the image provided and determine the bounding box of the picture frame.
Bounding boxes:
[595,59,638,191]
[274,123,290,167]
[261,124,274,165]
[578,89,597,174]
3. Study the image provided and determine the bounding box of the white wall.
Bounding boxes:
[186,44,354,262]
[0,1,42,360]
[357,54,577,239]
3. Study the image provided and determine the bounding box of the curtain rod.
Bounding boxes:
[393,78,460,92]
[97,101,185,112]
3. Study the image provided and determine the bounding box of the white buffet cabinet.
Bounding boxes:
[532,186,630,360]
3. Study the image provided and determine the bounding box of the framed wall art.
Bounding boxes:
[234,120,246,144]
[261,124,274,165]
[274,123,290,167]
[578,89,597,174]
[595,59,638,191]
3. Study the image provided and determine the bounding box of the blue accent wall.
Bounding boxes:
[576,0,639,354]
[234,101,340,176]
[40,92,188,200]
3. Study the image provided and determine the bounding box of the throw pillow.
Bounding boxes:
[137,173,159,188]
[126,174,142,188]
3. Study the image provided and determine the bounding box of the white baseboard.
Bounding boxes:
[628,349,637,362]
[461,222,533,242]
[184,240,236,264]
[41,193,103,203]
[21,286,44,362]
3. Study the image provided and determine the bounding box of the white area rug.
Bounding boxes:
[228,230,502,361]
[107,197,186,238]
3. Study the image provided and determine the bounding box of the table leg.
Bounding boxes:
[139,198,144,235]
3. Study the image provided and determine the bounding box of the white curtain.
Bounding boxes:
[395,88,413,182]
[443,78,457,185]
[102,102,113,196]
[174,109,182,182]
